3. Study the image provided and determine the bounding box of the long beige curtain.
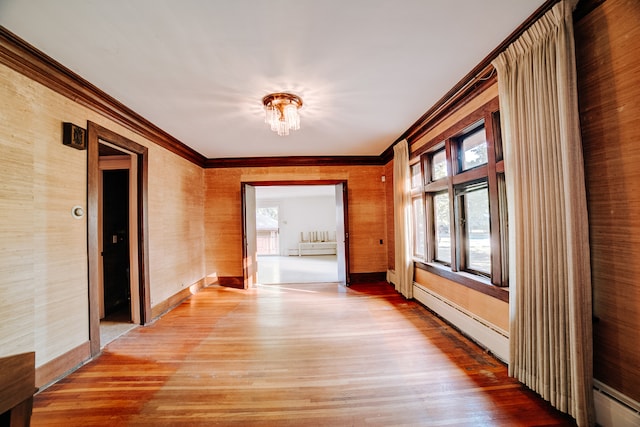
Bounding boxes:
[392,139,413,298]
[492,1,594,426]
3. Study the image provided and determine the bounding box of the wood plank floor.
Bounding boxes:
[32,282,576,426]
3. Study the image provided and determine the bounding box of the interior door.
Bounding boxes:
[335,182,350,285]
[242,183,257,288]
[102,169,131,318]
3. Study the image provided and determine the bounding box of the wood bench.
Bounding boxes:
[0,352,36,427]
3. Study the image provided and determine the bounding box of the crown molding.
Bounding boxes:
[205,155,385,169]
[0,26,207,167]
[382,0,561,158]
[2,0,562,170]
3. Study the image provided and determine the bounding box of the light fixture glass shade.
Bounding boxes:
[262,92,303,136]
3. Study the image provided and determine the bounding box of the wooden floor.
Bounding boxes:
[33,282,576,426]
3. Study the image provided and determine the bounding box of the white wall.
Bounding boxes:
[258,195,336,255]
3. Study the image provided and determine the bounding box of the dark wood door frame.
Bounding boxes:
[241,180,350,285]
[87,121,150,356]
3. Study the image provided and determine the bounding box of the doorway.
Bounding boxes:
[102,168,131,321]
[242,182,349,287]
[87,122,151,356]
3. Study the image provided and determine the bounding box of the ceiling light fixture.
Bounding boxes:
[262,92,303,136]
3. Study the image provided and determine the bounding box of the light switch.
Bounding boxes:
[112,235,118,244]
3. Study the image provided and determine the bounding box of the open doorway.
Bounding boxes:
[102,168,131,320]
[97,145,136,347]
[243,182,349,286]
[87,122,151,356]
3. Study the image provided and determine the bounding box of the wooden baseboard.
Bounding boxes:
[35,342,90,390]
[218,276,244,289]
[350,272,387,284]
[150,277,209,320]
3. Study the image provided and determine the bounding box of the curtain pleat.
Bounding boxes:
[492,0,594,426]
[392,139,413,299]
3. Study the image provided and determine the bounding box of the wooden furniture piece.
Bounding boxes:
[0,352,36,427]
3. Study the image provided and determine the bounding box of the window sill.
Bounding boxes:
[414,261,509,303]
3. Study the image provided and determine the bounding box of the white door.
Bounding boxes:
[335,183,349,286]
[243,184,257,288]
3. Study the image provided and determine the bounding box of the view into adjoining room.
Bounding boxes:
[255,185,340,284]
[98,142,140,348]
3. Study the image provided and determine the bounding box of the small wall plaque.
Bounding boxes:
[62,122,86,150]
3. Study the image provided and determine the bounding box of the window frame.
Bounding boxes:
[455,180,491,277]
[410,98,507,294]
[411,195,426,259]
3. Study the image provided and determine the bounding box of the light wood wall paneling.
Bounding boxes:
[204,166,388,278]
[575,0,640,403]
[384,161,395,271]
[147,149,205,308]
[2,63,209,381]
[0,66,36,358]
[1,65,88,366]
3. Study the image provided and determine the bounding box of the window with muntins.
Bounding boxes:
[412,101,507,287]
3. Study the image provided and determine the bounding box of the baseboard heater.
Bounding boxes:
[412,283,640,427]
[412,283,509,363]
[593,379,640,427]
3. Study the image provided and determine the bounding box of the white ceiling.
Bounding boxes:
[0,0,543,159]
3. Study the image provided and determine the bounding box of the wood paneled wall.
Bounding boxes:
[204,166,388,278]
[0,63,206,381]
[147,146,205,307]
[575,0,640,403]
[1,65,89,366]
[384,161,395,271]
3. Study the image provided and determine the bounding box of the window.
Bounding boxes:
[412,197,425,257]
[459,128,488,171]
[411,104,507,288]
[431,149,447,181]
[457,183,490,275]
[434,192,451,264]
[410,163,422,189]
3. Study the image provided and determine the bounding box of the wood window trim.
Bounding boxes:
[411,97,508,298]
[411,97,499,159]
[415,261,509,303]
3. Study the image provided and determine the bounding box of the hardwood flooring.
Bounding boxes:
[257,255,338,284]
[32,282,576,426]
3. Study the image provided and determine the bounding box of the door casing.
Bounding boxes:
[87,121,150,356]
[241,180,350,287]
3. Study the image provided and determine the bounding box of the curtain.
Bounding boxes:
[392,139,413,299]
[492,1,594,426]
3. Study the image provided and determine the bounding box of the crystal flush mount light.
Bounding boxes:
[262,92,303,136]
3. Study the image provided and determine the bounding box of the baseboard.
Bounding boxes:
[386,269,397,286]
[218,276,244,289]
[594,380,640,427]
[35,341,90,390]
[150,277,210,320]
[350,272,387,283]
[413,283,509,363]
